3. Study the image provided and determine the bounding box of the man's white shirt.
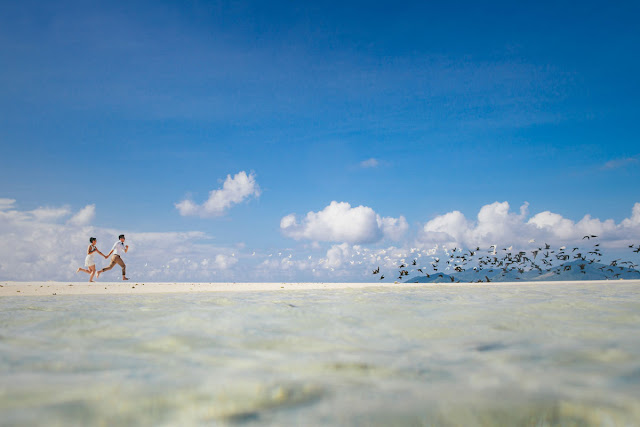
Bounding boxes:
[112,241,126,256]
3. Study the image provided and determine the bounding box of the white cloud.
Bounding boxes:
[378,216,409,241]
[360,158,379,168]
[253,243,439,281]
[418,201,640,248]
[280,201,408,244]
[420,210,471,243]
[527,211,577,240]
[0,198,16,211]
[325,243,354,268]
[621,203,640,228]
[30,206,71,222]
[214,254,238,270]
[4,195,640,283]
[67,204,95,226]
[0,203,95,227]
[0,200,242,281]
[601,156,638,170]
[176,171,260,217]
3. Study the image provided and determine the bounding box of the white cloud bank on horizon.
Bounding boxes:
[0,201,242,281]
[280,201,408,244]
[3,196,640,282]
[175,171,260,217]
[255,243,444,281]
[419,201,640,248]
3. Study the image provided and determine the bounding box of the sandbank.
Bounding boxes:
[1,279,638,296]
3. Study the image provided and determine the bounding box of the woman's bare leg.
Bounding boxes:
[89,266,96,282]
[77,267,91,274]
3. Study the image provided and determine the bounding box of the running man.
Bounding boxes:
[97,234,129,280]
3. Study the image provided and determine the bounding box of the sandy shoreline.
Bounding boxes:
[1,279,638,296]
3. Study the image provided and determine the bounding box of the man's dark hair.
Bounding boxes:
[89,237,96,243]
[119,234,125,240]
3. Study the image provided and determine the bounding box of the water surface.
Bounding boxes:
[1,283,639,425]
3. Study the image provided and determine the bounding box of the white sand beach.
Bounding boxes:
[1,279,638,296]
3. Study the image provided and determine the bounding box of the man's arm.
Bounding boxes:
[125,245,129,253]
[105,242,116,258]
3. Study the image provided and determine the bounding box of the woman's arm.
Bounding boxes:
[104,249,113,259]
[95,248,107,257]
[87,245,96,255]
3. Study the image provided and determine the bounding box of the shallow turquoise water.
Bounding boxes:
[1,283,640,425]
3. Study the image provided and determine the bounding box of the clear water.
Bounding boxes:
[1,283,640,426]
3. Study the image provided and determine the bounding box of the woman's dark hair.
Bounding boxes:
[89,237,96,243]
[119,234,125,240]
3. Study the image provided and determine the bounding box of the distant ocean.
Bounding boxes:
[1,283,640,425]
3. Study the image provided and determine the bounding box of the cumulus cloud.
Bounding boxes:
[213,253,238,270]
[325,242,355,268]
[176,171,260,217]
[0,199,242,281]
[5,195,640,283]
[280,201,408,244]
[377,216,409,241]
[255,243,364,280]
[418,201,640,248]
[30,206,72,222]
[67,204,95,226]
[621,203,640,228]
[253,243,443,282]
[360,158,379,168]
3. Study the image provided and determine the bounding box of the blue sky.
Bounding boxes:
[1,0,639,281]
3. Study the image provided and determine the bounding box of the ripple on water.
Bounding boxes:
[343,398,640,427]
[1,284,640,425]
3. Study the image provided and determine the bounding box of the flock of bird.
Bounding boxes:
[372,236,640,283]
